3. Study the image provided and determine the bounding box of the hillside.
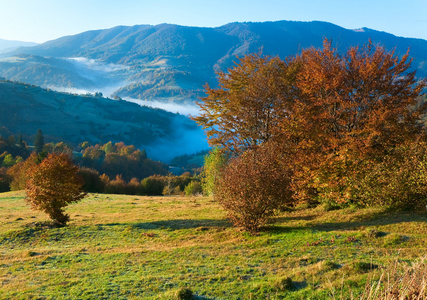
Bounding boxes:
[0,80,207,161]
[1,21,426,103]
[0,191,426,299]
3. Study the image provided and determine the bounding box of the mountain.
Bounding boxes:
[0,79,207,161]
[0,21,426,104]
[0,38,38,53]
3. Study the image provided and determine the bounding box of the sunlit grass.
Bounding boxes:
[0,191,426,299]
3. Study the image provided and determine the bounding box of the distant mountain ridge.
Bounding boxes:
[0,21,426,103]
[0,38,38,53]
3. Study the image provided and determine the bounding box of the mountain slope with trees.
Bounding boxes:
[0,79,206,161]
[0,21,426,102]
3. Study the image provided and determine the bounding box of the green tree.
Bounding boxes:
[201,147,228,196]
[1,153,15,168]
[103,141,113,154]
[34,129,45,154]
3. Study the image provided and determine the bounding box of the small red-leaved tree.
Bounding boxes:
[25,153,87,225]
[215,143,293,234]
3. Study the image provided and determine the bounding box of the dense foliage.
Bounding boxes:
[77,141,168,181]
[0,134,172,194]
[195,40,427,232]
[215,143,293,233]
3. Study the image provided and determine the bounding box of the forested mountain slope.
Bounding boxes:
[0,80,206,161]
[1,21,425,102]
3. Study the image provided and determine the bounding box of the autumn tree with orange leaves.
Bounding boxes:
[195,40,426,232]
[287,40,426,205]
[194,53,299,153]
[25,153,87,225]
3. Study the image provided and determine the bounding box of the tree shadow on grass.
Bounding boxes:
[272,214,318,223]
[194,295,216,300]
[103,219,232,231]
[310,211,427,232]
[268,210,427,233]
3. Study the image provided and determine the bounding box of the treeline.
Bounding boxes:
[0,134,31,191]
[79,168,202,196]
[0,134,30,166]
[0,132,195,194]
[76,141,168,181]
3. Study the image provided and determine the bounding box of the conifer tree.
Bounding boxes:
[34,129,45,154]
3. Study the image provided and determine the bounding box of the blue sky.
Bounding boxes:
[0,0,426,43]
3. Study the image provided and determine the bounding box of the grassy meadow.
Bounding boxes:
[0,191,426,299]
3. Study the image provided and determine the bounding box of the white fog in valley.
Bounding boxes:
[46,56,203,116]
[126,98,201,117]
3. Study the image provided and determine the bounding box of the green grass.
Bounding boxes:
[0,191,426,299]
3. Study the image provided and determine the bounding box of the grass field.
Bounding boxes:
[0,191,426,299]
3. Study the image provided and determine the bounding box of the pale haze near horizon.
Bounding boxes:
[0,0,426,43]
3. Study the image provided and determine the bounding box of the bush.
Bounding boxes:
[170,172,193,191]
[201,148,228,196]
[274,277,294,291]
[175,287,193,300]
[104,175,127,194]
[7,153,39,191]
[140,175,165,196]
[352,141,427,210]
[184,181,202,196]
[25,153,87,225]
[0,167,11,192]
[162,176,182,196]
[78,167,105,193]
[215,143,293,234]
[127,178,140,195]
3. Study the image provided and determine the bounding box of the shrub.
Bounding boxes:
[104,175,127,194]
[0,167,11,192]
[127,178,140,195]
[201,147,228,196]
[274,277,294,291]
[25,153,87,225]
[175,287,193,300]
[78,167,105,193]
[215,143,293,234]
[170,172,193,191]
[352,140,427,210]
[140,175,165,196]
[162,176,179,196]
[7,153,39,191]
[184,181,202,196]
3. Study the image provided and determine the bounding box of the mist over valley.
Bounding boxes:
[1,20,427,163]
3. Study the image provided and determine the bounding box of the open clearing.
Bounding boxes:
[0,191,426,299]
